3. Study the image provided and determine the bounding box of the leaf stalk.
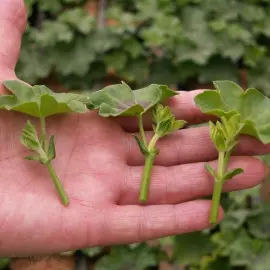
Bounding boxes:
[138,115,147,146]
[46,162,69,206]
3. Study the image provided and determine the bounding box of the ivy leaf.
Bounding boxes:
[1,80,88,118]
[194,80,270,144]
[251,242,270,270]
[221,210,249,231]
[58,8,95,34]
[173,231,214,265]
[95,245,158,270]
[54,37,96,76]
[229,230,262,267]
[247,206,270,239]
[224,168,244,181]
[87,82,178,117]
[30,21,73,47]
[48,136,56,161]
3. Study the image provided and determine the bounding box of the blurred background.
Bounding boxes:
[2,0,270,269]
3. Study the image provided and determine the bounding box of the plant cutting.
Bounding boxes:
[1,80,89,206]
[87,82,186,202]
[194,80,270,224]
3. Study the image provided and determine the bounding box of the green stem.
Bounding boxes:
[40,117,47,151]
[210,178,223,225]
[138,115,147,146]
[139,151,157,202]
[139,134,159,202]
[148,133,159,150]
[210,151,231,224]
[46,162,69,206]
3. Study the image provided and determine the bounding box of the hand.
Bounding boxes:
[0,0,269,257]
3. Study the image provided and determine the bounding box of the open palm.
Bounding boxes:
[0,0,269,257]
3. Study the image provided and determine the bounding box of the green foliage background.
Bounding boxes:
[18,0,270,95]
[2,0,270,269]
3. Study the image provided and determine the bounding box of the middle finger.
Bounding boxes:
[124,125,270,166]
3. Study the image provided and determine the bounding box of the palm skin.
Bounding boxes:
[0,0,269,257]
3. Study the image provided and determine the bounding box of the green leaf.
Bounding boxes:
[1,80,88,118]
[95,244,159,270]
[201,256,231,270]
[20,120,41,151]
[247,206,270,239]
[221,210,249,231]
[156,119,173,136]
[152,104,186,137]
[54,37,96,76]
[0,258,10,269]
[209,121,226,151]
[171,120,186,131]
[229,230,262,266]
[194,80,270,144]
[134,135,148,155]
[205,163,216,178]
[24,155,42,162]
[224,168,244,181]
[30,21,73,47]
[251,242,270,270]
[173,231,214,265]
[87,82,178,117]
[59,8,95,34]
[48,135,56,161]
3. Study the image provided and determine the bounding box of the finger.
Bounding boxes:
[100,200,222,245]
[0,0,26,70]
[0,0,27,90]
[120,156,265,205]
[125,125,270,166]
[115,90,216,132]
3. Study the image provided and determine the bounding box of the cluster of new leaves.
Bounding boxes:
[19,0,270,94]
[152,104,186,138]
[205,115,245,182]
[209,115,242,152]
[21,121,55,165]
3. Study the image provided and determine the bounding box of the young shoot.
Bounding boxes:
[87,82,185,202]
[136,104,186,201]
[194,80,270,224]
[1,80,89,206]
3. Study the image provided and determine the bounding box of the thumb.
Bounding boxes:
[0,0,26,77]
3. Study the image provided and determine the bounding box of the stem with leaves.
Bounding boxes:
[21,119,69,206]
[205,115,244,224]
[135,104,186,202]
